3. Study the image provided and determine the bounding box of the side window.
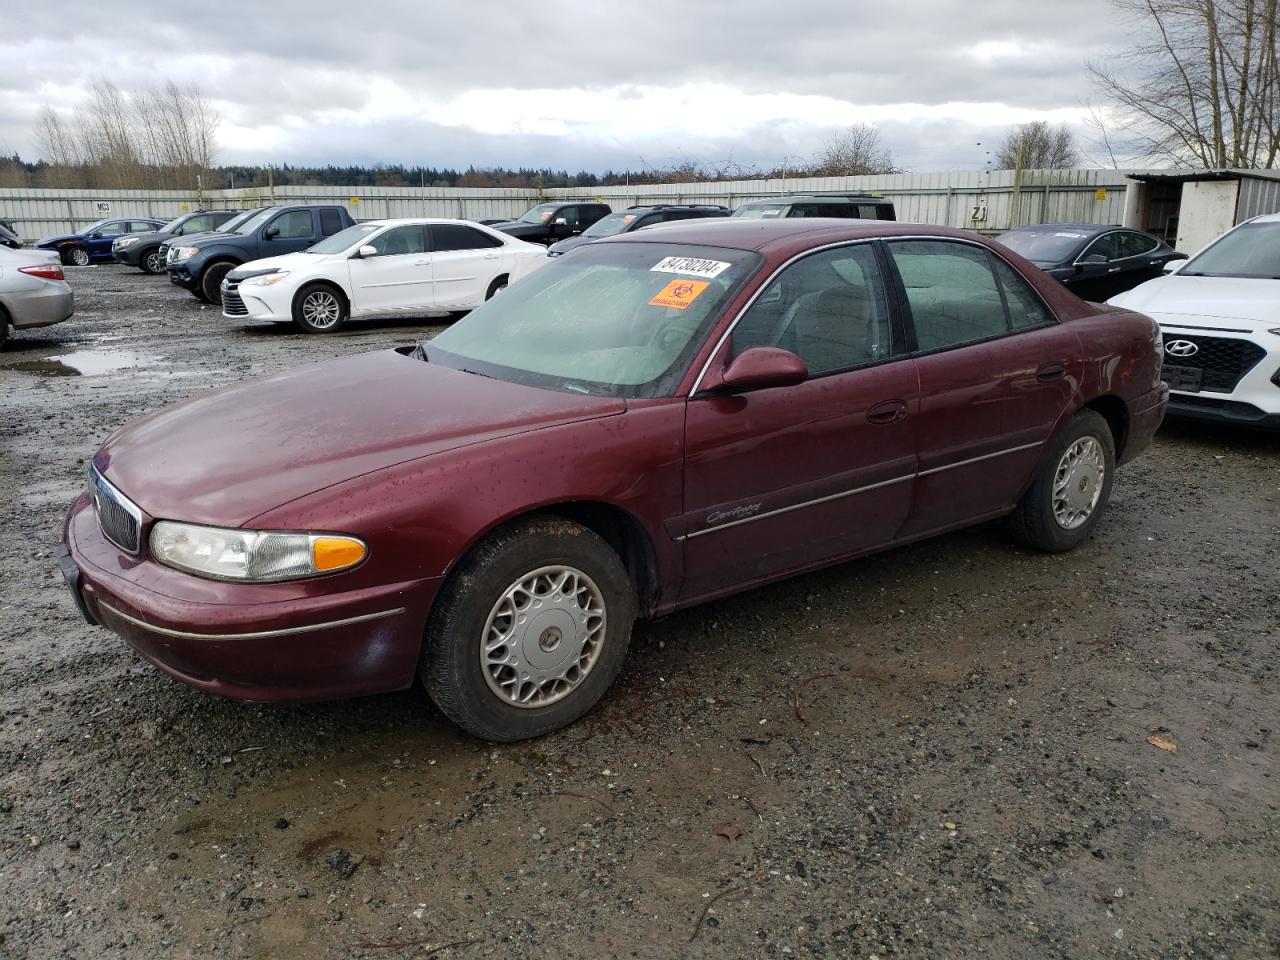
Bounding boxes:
[790,204,822,218]
[431,224,503,252]
[97,221,127,236]
[132,221,157,233]
[182,215,212,234]
[989,255,1056,331]
[368,225,426,256]
[556,207,580,227]
[860,204,891,220]
[270,210,314,239]
[1118,231,1158,258]
[887,240,1009,352]
[319,208,345,237]
[1081,232,1122,261]
[732,243,892,376]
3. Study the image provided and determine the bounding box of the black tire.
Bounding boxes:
[485,274,509,300]
[0,308,9,350]
[191,286,211,304]
[1009,409,1116,553]
[140,248,164,274]
[63,246,90,267]
[200,262,235,304]
[291,283,348,334]
[420,517,635,742]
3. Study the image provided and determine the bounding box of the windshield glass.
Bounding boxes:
[307,223,382,254]
[1180,221,1280,278]
[732,204,787,220]
[427,242,761,398]
[582,212,638,238]
[233,208,277,235]
[213,209,258,233]
[996,229,1090,263]
[518,204,560,224]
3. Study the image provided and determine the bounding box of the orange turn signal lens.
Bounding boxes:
[311,536,366,572]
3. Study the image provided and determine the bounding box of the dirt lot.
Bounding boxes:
[0,264,1276,959]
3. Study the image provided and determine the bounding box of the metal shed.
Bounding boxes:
[1124,169,1280,255]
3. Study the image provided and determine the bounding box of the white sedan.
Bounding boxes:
[221,218,549,333]
[1109,213,1280,430]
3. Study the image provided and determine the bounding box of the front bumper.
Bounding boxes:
[61,494,441,702]
[167,264,199,291]
[7,285,75,329]
[1119,383,1168,465]
[113,246,143,267]
[1166,396,1280,430]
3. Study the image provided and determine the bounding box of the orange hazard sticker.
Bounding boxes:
[649,278,710,310]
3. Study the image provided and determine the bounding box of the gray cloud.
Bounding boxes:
[0,0,1132,172]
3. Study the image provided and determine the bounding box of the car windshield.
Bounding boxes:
[233,209,277,235]
[426,242,761,398]
[214,209,259,233]
[517,204,561,224]
[1179,221,1280,278]
[582,212,639,238]
[996,229,1090,263]
[307,223,382,254]
[732,204,787,220]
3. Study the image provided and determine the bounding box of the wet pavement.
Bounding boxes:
[0,264,1277,959]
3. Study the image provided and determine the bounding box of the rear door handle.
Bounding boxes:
[414,259,431,265]
[483,253,500,260]
[866,399,908,424]
[1036,361,1067,382]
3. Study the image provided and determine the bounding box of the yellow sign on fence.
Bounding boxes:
[1095,189,1107,201]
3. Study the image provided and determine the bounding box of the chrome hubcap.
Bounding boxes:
[301,292,340,328]
[1052,436,1105,529]
[481,565,606,708]
[71,249,89,265]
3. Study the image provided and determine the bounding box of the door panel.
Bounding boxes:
[347,225,432,315]
[679,363,919,601]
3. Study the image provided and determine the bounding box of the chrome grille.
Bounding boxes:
[90,466,142,554]
[221,278,247,316]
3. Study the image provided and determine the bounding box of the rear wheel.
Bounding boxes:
[141,248,164,274]
[0,307,9,350]
[420,517,635,742]
[64,246,90,267]
[485,274,509,300]
[200,262,235,304]
[1009,409,1116,553]
[292,283,348,333]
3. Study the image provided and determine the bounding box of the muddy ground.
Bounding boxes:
[0,264,1276,960]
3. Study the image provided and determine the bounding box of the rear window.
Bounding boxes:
[732,204,788,219]
[996,229,1090,264]
[320,208,346,237]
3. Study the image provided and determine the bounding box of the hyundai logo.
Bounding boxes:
[1165,339,1199,357]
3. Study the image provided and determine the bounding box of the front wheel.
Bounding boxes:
[64,246,90,267]
[420,517,635,741]
[200,262,234,304]
[1008,409,1116,553]
[292,283,348,333]
[141,248,164,274]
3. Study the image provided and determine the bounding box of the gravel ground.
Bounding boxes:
[1,264,1277,960]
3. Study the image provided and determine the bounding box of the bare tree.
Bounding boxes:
[810,123,900,176]
[1089,0,1280,167]
[995,121,1081,169]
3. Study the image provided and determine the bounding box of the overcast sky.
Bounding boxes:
[0,0,1136,173]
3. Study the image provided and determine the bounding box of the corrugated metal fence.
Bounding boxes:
[0,169,1136,240]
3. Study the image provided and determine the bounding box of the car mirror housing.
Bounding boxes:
[264,225,280,239]
[707,347,808,394]
[1163,254,1188,274]
[356,244,377,258]
[1081,253,1108,265]
[553,217,568,225]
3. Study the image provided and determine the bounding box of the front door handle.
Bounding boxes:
[1108,266,1123,273]
[484,253,500,260]
[1036,361,1067,382]
[866,399,908,424]
[414,259,431,265]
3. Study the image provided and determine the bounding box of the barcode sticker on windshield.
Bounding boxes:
[651,256,731,279]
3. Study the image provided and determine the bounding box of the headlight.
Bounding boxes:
[115,236,138,249]
[171,246,199,263]
[150,521,366,582]
[241,271,290,287]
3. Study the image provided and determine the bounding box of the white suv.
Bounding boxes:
[1109,214,1280,429]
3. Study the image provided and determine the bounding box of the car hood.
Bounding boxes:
[94,349,626,528]
[1109,275,1280,327]
[228,252,324,278]
[548,236,591,255]
[121,230,176,245]
[37,233,84,247]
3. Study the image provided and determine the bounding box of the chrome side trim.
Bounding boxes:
[679,439,1044,540]
[681,473,914,540]
[916,441,1043,477]
[97,601,406,641]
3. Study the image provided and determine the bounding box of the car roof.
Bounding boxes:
[1004,223,1117,236]
[595,218,984,253]
[345,217,504,227]
[737,195,890,205]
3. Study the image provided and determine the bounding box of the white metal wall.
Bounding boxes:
[0,169,1137,240]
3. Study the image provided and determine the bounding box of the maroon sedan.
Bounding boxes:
[58,220,1167,741]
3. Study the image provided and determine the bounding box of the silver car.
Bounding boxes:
[0,246,75,348]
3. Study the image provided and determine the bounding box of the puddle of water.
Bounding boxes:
[0,349,155,377]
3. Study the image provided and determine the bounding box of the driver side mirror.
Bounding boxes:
[704,347,808,394]
[553,217,568,225]
[264,225,280,239]
[1082,253,1108,264]
[1163,253,1188,273]
[90,231,103,239]
[356,244,377,258]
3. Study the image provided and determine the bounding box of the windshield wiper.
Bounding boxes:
[459,367,493,379]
